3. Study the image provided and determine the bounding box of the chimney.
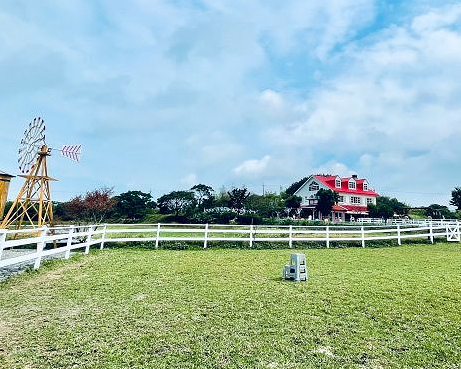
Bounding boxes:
[352,174,358,179]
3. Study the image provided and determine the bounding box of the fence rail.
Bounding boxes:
[0,222,460,273]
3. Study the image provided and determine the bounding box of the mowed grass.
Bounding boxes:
[1,244,460,368]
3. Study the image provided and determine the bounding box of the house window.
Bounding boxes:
[351,196,361,204]
[338,195,344,203]
[366,198,373,205]
[309,199,318,205]
[363,182,368,191]
[335,178,341,188]
[348,180,356,190]
[309,182,319,191]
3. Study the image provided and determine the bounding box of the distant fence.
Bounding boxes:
[0,222,460,273]
[356,218,458,226]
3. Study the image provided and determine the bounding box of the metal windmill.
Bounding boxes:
[1,117,82,229]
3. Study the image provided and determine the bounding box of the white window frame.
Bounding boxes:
[363,181,368,191]
[348,179,356,190]
[366,198,373,205]
[338,195,344,203]
[335,177,341,188]
[351,196,361,204]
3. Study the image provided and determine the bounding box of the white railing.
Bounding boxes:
[0,222,459,273]
[357,218,459,226]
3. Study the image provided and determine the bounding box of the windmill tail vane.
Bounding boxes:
[60,144,82,162]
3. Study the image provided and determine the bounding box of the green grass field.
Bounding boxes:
[1,244,460,368]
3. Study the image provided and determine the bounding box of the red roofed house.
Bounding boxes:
[293,174,379,222]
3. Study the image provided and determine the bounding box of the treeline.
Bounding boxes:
[5,181,460,225]
[50,185,304,225]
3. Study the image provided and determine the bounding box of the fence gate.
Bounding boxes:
[446,223,460,242]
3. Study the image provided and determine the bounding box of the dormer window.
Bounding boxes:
[348,179,356,190]
[335,177,341,188]
[363,181,368,191]
[308,181,320,191]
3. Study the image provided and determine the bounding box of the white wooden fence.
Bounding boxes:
[0,222,459,273]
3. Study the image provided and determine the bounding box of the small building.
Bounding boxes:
[294,174,379,222]
[0,170,14,220]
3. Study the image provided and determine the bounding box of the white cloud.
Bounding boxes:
[259,89,284,110]
[233,155,271,177]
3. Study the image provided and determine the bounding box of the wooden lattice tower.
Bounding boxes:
[1,145,55,229]
[0,117,81,230]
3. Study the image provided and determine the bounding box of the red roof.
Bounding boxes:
[313,175,379,196]
[340,205,369,213]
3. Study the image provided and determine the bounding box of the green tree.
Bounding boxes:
[368,203,393,220]
[245,193,285,218]
[284,195,302,217]
[115,191,156,221]
[191,184,214,210]
[315,189,339,218]
[425,204,453,219]
[157,191,196,216]
[450,187,461,210]
[368,196,408,219]
[227,187,250,214]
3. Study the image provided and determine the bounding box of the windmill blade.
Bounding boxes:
[60,144,82,162]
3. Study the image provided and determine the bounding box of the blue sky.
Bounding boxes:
[1,0,461,207]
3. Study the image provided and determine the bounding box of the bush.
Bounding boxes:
[235,214,262,225]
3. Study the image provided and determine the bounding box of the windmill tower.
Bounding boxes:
[0,117,81,229]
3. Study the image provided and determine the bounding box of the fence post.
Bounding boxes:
[326,226,330,248]
[249,225,254,248]
[155,223,161,249]
[204,223,209,249]
[361,226,365,248]
[100,224,107,250]
[65,226,74,259]
[34,226,47,269]
[289,225,293,248]
[397,225,401,246]
[454,219,461,242]
[429,221,434,244]
[0,230,6,260]
[85,226,93,255]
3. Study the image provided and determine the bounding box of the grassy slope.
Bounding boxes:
[1,245,460,369]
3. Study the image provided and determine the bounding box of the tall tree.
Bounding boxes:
[450,187,461,210]
[191,184,214,210]
[157,191,196,215]
[315,189,339,218]
[227,187,250,214]
[115,191,156,221]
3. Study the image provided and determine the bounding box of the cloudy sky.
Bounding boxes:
[1,0,461,206]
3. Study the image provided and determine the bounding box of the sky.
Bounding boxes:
[1,0,461,207]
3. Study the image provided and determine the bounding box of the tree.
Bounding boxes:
[157,191,196,216]
[425,204,453,219]
[284,195,302,217]
[245,193,285,218]
[83,187,116,223]
[315,189,339,218]
[191,184,214,210]
[227,187,250,214]
[285,177,309,196]
[368,196,408,219]
[115,191,156,221]
[450,187,461,210]
[368,203,393,220]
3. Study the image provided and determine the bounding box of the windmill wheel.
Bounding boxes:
[18,117,46,174]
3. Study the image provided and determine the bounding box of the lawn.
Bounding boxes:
[1,244,460,368]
